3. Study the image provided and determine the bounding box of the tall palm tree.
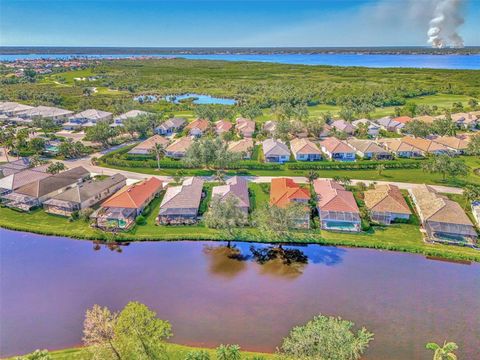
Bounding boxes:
[149,143,165,170]
[426,341,458,360]
[0,130,13,163]
[307,170,319,185]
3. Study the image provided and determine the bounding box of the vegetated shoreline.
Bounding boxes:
[1,46,480,55]
[1,221,479,263]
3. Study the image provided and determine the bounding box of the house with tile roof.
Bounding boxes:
[270,178,310,228]
[43,174,126,217]
[376,117,405,133]
[1,166,90,211]
[155,117,186,136]
[92,177,163,230]
[401,136,450,155]
[165,137,194,159]
[0,164,50,196]
[263,120,277,135]
[347,139,392,160]
[313,179,361,232]
[63,109,112,129]
[111,110,149,127]
[262,139,290,163]
[364,184,411,225]
[215,120,233,135]
[228,138,254,159]
[235,118,256,138]
[414,115,436,124]
[16,106,74,123]
[157,177,204,225]
[128,135,170,155]
[0,158,32,177]
[0,102,34,116]
[377,138,423,158]
[212,176,250,214]
[393,116,413,124]
[410,185,477,245]
[451,112,478,130]
[320,137,355,161]
[331,119,356,135]
[290,138,322,161]
[186,118,210,137]
[430,135,470,154]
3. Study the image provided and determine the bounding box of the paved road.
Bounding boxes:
[58,149,464,195]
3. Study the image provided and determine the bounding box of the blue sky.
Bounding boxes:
[1,0,479,47]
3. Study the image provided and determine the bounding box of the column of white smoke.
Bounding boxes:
[428,0,464,48]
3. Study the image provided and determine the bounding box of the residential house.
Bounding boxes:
[128,135,170,155]
[111,110,149,127]
[228,138,254,159]
[0,102,34,116]
[0,158,32,177]
[235,118,256,138]
[352,119,381,137]
[16,106,74,123]
[410,185,477,245]
[165,137,193,159]
[215,120,232,135]
[290,138,322,161]
[401,136,450,155]
[393,116,413,124]
[414,115,435,124]
[364,184,411,224]
[319,124,332,138]
[331,119,356,135]
[263,120,277,135]
[0,164,50,196]
[63,109,113,130]
[347,139,392,160]
[211,176,250,214]
[451,112,478,130]
[376,117,404,133]
[157,177,204,225]
[320,137,355,161]
[185,118,210,137]
[313,179,361,232]
[92,177,163,230]
[1,166,90,211]
[270,178,310,228]
[377,138,423,158]
[430,136,470,155]
[262,139,290,163]
[155,117,186,136]
[43,174,127,217]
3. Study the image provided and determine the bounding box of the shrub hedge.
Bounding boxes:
[286,160,422,170]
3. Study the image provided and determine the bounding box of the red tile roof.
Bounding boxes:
[101,177,163,209]
[186,118,210,132]
[270,178,310,208]
[313,179,359,213]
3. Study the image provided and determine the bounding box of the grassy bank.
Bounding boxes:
[1,195,479,262]
[9,343,276,360]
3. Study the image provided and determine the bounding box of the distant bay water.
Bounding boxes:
[1,53,479,69]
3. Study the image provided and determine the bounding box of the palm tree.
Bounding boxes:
[0,130,13,163]
[149,143,165,170]
[376,164,385,176]
[307,170,319,185]
[214,169,226,184]
[463,184,480,210]
[426,341,458,360]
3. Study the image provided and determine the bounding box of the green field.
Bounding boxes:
[10,343,276,360]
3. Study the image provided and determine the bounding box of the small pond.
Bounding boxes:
[165,93,236,105]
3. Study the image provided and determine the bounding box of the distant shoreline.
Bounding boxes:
[1,46,480,55]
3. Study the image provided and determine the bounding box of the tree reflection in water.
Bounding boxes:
[203,244,249,278]
[250,245,308,279]
[92,241,127,253]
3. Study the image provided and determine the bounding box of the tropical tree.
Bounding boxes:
[83,304,122,360]
[463,184,480,209]
[85,122,118,148]
[254,203,308,240]
[432,116,457,136]
[114,301,172,360]
[216,344,241,360]
[149,143,165,170]
[29,138,46,154]
[33,118,56,136]
[214,169,226,184]
[376,164,385,176]
[58,139,89,159]
[204,196,248,238]
[184,350,211,360]
[468,98,478,110]
[0,129,13,162]
[172,170,186,185]
[403,120,432,138]
[14,349,51,360]
[422,155,468,181]
[425,341,458,360]
[307,170,319,184]
[46,162,66,174]
[466,134,480,156]
[279,314,374,360]
[183,137,242,169]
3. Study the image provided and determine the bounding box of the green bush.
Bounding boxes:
[135,215,146,225]
[287,159,422,171]
[142,205,151,216]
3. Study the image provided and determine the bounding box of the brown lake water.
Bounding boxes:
[0,229,479,359]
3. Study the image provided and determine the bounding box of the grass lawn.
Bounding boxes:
[10,343,276,360]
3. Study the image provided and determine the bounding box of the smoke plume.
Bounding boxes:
[428,0,465,48]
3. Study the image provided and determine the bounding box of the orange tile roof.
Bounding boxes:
[186,118,210,132]
[270,178,310,208]
[101,177,163,209]
[393,116,413,124]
